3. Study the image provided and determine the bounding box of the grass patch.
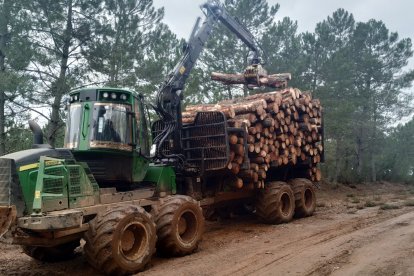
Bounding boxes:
[391,195,407,200]
[380,204,400,210]
[365,201,377,207]
[404,199,414,206]
[351,198,360,204]
[373,196,382,201]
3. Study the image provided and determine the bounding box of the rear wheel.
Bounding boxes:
[154,195,204,256]
[22,240,80,262]
[289,178,316,217]
[84,205,156,275]
[256,181,295,224]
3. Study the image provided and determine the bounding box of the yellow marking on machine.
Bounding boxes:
[35,191,41,199]
[45,160,61,166]
[19,163,39,172]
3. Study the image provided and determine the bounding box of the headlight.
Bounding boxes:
[111,93,117,99]
[102,92,109,98]
[120,94,127,100]
[74,95,78,101]
[70,96,74,102]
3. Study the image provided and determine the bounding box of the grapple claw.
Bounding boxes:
[243,64,268,89]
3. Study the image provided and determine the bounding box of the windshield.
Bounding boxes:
[64,104,82,148]
[90,103,132,151]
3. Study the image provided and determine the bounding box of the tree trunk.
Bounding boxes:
[371,154,376,182]
[355,127,363,180]
[211,72,291,88]
[371,109,377,182]
[227,86,232,100]
[47,0,72,147]
[0,0,11,154]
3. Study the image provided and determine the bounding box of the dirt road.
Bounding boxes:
[1,182,414,276]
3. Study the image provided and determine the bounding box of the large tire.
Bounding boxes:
[289,178,316,217]
[256,181,295,224]
[22,240,80,262]
[84,205,156,275]
[154,195,204,257]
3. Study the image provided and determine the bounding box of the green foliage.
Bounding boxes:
[364,200,377,207]
[136,23,181,99]
[378,117,414,184]
[84,0,164,88]
[262,16,303,88]
[379,203,400,210]
[299,9,413,183]
[27,0,106,146]
[0,0,34,154]
[5,123,32,154]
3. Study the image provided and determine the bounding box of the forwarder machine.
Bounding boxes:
[0,1,307,275]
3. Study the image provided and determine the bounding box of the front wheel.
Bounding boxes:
[84,205,156,275]
[154,195,204,256]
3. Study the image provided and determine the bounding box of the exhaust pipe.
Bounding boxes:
[29,120,44,145]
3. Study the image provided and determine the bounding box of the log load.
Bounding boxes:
[183,87,323,189]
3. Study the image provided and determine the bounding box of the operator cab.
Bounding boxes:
[64,88,150,188]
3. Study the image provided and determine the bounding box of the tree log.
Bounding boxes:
[211,72,291,88]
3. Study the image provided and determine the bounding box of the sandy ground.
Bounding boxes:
[2,182,414,276]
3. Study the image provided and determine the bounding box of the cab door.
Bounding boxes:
[133,94,150,157]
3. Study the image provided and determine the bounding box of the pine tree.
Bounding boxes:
[84,0,164,88]
[261,17,303,87]
[379,117,414,183]
[28,0,101,147]
[0,0,33,154]
[316,9,356,182]
[136,23,181,99]
[350,19,414,181]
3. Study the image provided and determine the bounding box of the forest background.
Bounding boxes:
[0,0,413,184]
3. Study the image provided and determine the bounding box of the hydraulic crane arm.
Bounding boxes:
[153,0,265,165]
[164,0,262,94]
[206,2,261,64]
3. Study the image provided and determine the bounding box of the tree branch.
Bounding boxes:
[7,99,50,121]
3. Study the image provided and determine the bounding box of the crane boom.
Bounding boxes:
[153,0,266,165]
[163,0,262,94]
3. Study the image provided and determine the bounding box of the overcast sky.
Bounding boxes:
[153,0,414,67]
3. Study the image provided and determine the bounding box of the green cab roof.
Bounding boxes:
[69,87,137,96]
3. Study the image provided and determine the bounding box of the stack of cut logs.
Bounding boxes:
[182,87,323,189]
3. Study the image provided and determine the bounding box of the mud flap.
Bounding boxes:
[0,205,17,238]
